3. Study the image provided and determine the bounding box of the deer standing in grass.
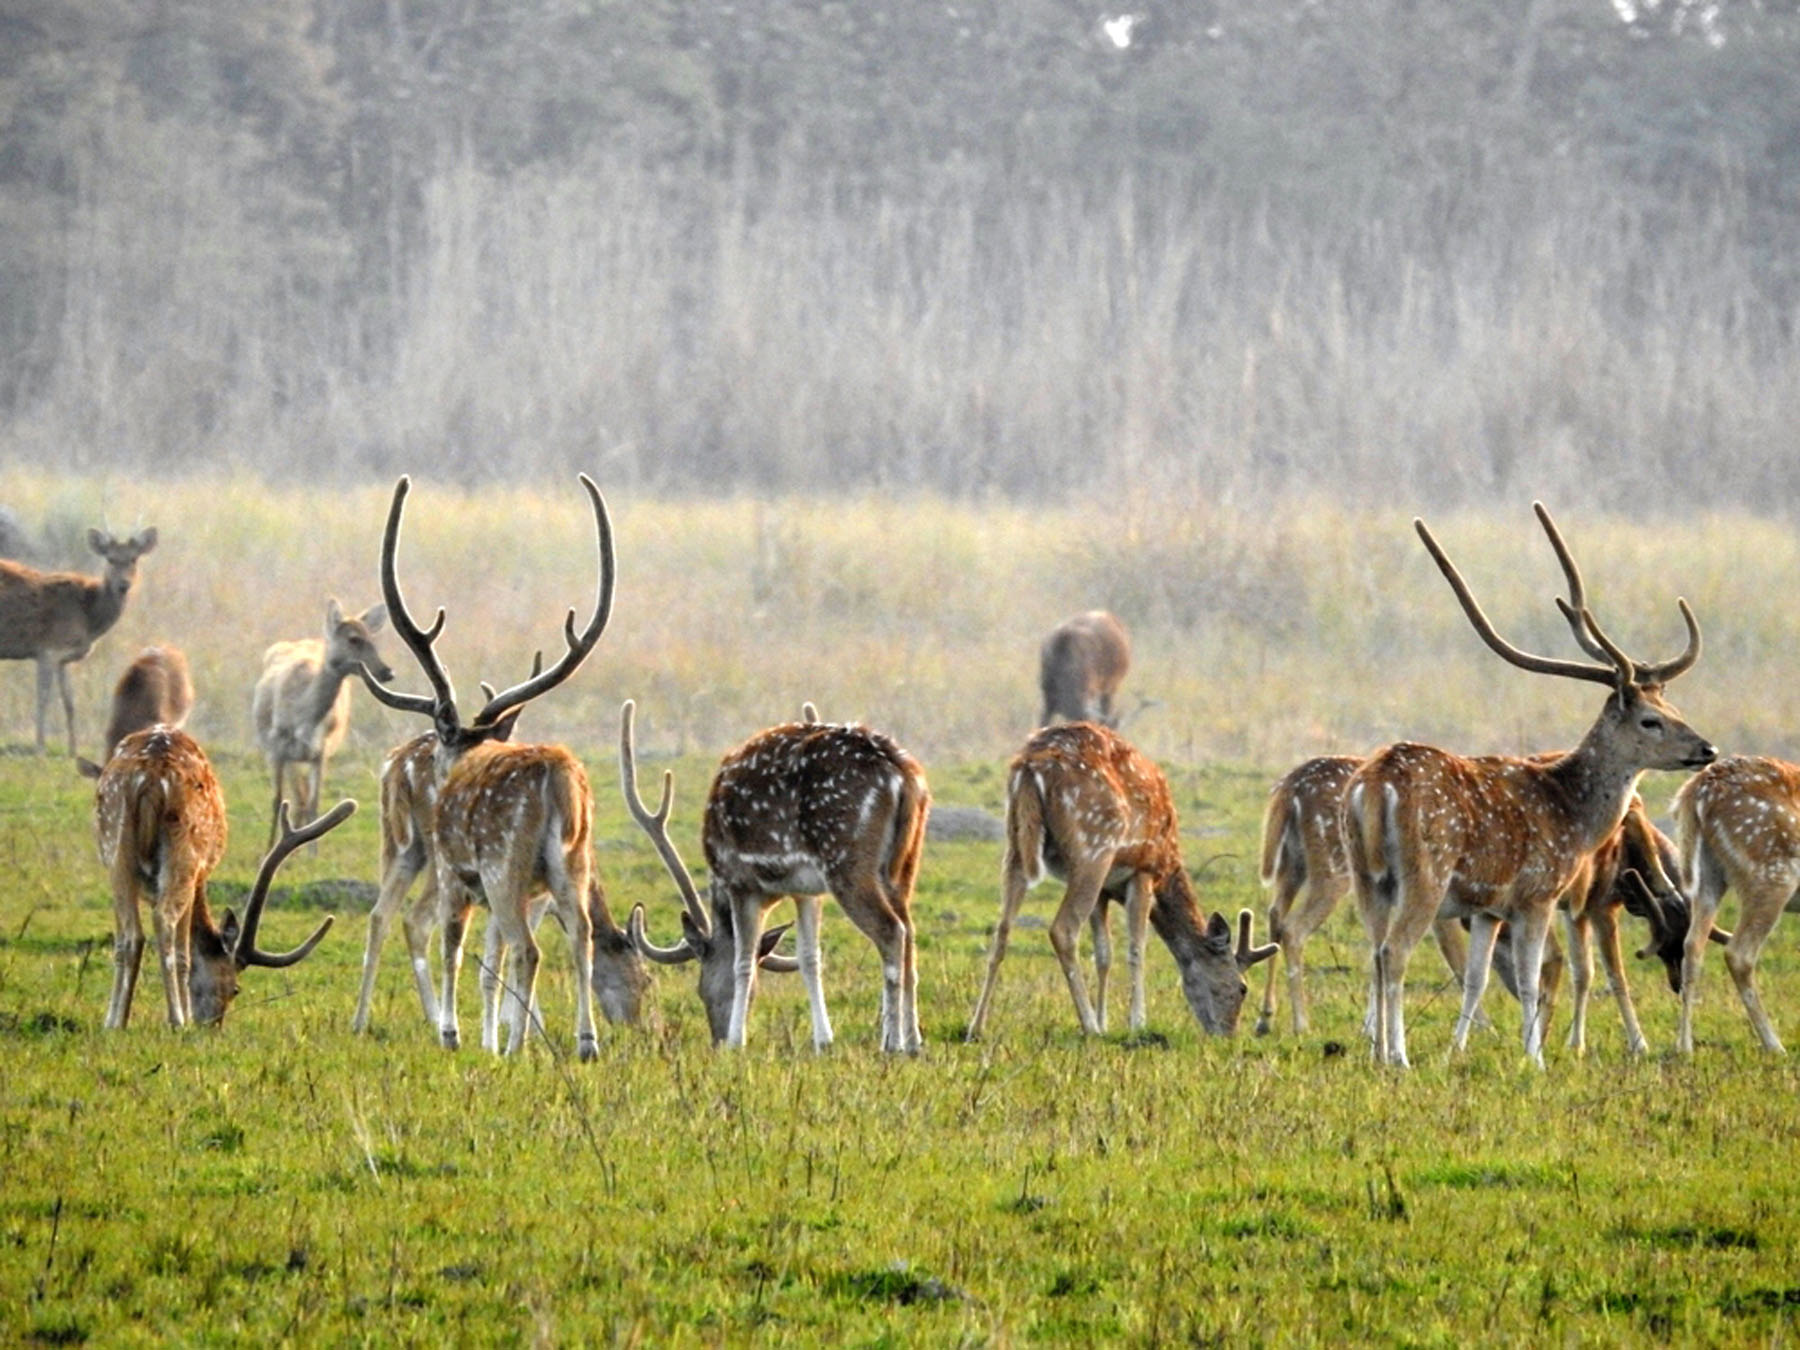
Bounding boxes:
[92,725,345,1027]
[0,527,158,754]
[1665,756,1800,1053]
[1347,503,1715,1068]
[356,475,648,1060]
[1257,752,1704,1053]
[99,645,194,760]
[621,699,929,1052]
[252,599,393,846]
[1039,611,1131,729]
[967,722,1279,1040]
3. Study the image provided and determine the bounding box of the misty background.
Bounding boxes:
[2,1,1798,509]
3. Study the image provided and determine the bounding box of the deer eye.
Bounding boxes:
[1639,716,1663,731]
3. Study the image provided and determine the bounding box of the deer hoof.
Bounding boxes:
[440,1028,460,1051]
[577,1035,599,1062]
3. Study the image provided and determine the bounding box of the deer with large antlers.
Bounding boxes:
[0,526,158,754]
[357,475,648,1060]
[621,699,930,1052]
[967,722,1279,1040]
[1039,610,1132,729]
[1347,503,1715,1068]
[252,599,394,846]
[91,725,345,1027]
[1663,755,1800,1053]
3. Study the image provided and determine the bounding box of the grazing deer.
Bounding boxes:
[1039,610,1131,728]
[1665,755,1800,1053]
[1347,503,1715,1068]
[357,475,648,1060]
[101,645,194,760]
[91,725,344,1027]
[621,699,929,1052]
[967,722,1279,1040]
[0,527,158,754]
[252,599,394,846]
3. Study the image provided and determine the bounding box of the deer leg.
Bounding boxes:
[794,894,835,1051]
[503,922,543,1057]
[836,878,912,1052]
[551,858,599,1062]
[1721,883,1789,1053]
[1562,908,1594,1055]
[1282,871,1346,1036]
[1593,904,1648,1056]
[106,891,146,1030]
[1088,902,1113,1034]
[436,874,475,1052]
[1509,907,1556,1068]
[401,871,441,1028]
[1124,874,1153,1032]
[1047,860,1111,1036]
[353,837,427,1034]
[725,892,771,1049]
[54,659,78,755]
[1451,914,1502,1052]
[968,852,1034,1040]
[479,915,507,1053]
[1678,870,1726,1055]
[1431,917,1497,1032]
[150,896,189,1029]
[1374,882,1439,1069]
[266,760,287,849]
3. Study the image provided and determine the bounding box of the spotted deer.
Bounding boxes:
[92,725,345,1028]
[356,475,648,1060]
[1664,756,1800,1053]
[1039,610,1131,729]
[252,599,394,845]
[967,722,1278,1040]
[1347,503,1715,1068]
[621,699,930,1052]
[0,527,158,754]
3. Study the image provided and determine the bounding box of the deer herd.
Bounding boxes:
[5,484,1800,1065]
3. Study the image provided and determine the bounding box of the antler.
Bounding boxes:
[1415,516,1624,688]
[233,799,355,969]
[471,474,615,729]
[618,700,711,936]
[359,476,452,718]
[1534,501,1702,686]
[626,903,696,964]
[1233,909,1279,970]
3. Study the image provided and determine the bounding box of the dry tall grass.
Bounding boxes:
[1,472,1792,784]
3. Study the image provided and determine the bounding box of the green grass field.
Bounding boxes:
[2,480,1799,1343]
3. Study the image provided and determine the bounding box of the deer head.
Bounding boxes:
[324,599,394,684]
[618,701,796,1044]
[190,800,350,1024]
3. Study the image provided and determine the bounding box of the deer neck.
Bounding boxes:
[82,569,134,639]
[1539,734,1644,851]
[298,657,356,728]
[1146,868,1207,959]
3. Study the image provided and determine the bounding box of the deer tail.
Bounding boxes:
[1006,765,1048,887]
[884,759,931,897]
[1259,777,1298,887]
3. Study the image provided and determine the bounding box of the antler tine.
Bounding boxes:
[476,651,544,706]
[234,799,356,969]
[801,701,820,724]
[1534,502,1613,663]
[473,475,615,728]
[1414,517,1619,687]
[1635,597,1702,686]
[1234,908,1280,969]
[367,476,455,718]
[618,700,711,935]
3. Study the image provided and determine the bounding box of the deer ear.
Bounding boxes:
[86,527,107,554]
[1202,911,1233,954]
[360,603,388,633]
[76,756,103,779]
[679,911,709,950]
[326,597,345,628]
[134,527,157,553]
[219,908,241,950]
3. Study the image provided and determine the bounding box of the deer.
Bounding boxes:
[620,698,930,1052]
[91,725,345,1028]
[100,645,194,760]
[966,721,1279,1041]
[0,526,158,754]
[1664,755,1800,1053]
[251,599,394,846]
[355,475,649,1061]
[1039,610,1132,729]
[1346,503,1716,1068]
